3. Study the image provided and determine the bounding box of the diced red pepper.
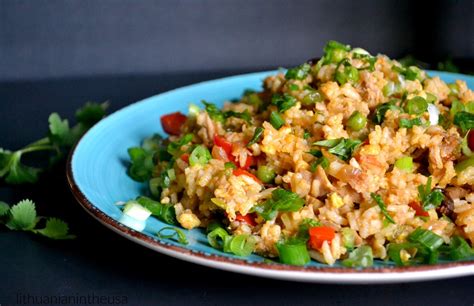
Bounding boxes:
[309,226,335,250]
[409,201,429,217]
[233,168,262,184]
[214,135,233,156]
[468,130,474,151]
[241,154,254,170]
[160,112,187,135]
[235,213,257,226]
[180,153,189,163]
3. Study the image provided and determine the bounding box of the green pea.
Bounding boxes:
[347,111,367,131]
[302,91,322,105]
[257,165,276,183]
[405,96,428,115]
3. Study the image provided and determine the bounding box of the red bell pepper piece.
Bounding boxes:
[309,226,336,250]
[160,112,187,135]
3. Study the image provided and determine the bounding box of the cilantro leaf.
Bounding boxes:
[33,218,76,240]
[313,138,361,161]
[202,101,225,123]
[399,117,423,129]
[4,152,41,184]
[48,113,72,147]
[223,110,251,123]
[0,201,10,218]
[247,127,264,147]
[167,134,193,156]
[0,149,13,178]
[254,188,304,220]
[418,177,444,210]
[370,193,395,224]
[6,199,38,230]
[75,102,109,127]
[272,94,297,113]
[454,111,474,133]
[373,100,403,124]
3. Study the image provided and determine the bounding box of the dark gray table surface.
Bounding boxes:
[1,71,474,306]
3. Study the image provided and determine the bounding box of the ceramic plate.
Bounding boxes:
[67,70,474,284]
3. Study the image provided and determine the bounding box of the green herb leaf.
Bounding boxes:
[370,193,395,224]
[224,109,252,123]
[271,94,297,113]
[167,134,193,156]
[0,201,10,217]
[373,100,403,124]
[75,102,109,127]
[454,111,474,133]
[313,138,361,161]
[254,189,304,220]
[399,117,423,129]
[6,199,37,230]
[33,218,76,240]
[247,127,264,147]
[418,177,444,210]
[202,101,225,123]
[48,113,72,147]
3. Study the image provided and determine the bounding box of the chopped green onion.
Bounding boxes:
[387,242,419,266]
[285,63,311,80]
[342,245,373,268]
[207,226,229,249]
[247,127,264,147]
[156,226,188,245]
[405,96,428,115]
[136,196,177,225]
[347,111,367,131]
[341,227,356,250]
[455,156,474,172]
[443,236,473,260]
[408,228,444,252]
[454,111,474,133]
[370,193,395,224]
[149,177,161,198]
[335,60,359,85]
[399,117,423,129]
[189,145,212,166]
[289,84,299,91]
[223,234,257,257]
[276,239,310,266]
[122,201,152,221]
[425,93,437,104]
[188,103,201,117]
[269,111,285,129]
[322,40,351,65]
[461,132,473,157]
[223,110,252,123]
[303,130,311,139]
[394,156,414,172]
[257,165,276,183]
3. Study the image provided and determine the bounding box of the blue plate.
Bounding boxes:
[68,70,474,283]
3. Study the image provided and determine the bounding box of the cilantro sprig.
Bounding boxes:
[0,102,108,184]
[1,199,75,240]
[313,138,362,161]
[418,177,444,211]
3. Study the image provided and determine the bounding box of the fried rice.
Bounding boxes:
[127,41,474,267]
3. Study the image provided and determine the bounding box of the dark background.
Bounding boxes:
[1,1,474,305]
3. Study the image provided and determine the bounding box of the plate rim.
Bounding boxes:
[67,69,474,284]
